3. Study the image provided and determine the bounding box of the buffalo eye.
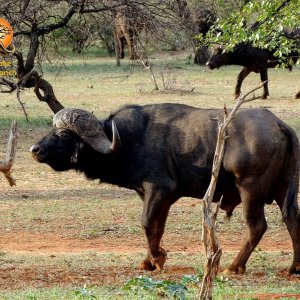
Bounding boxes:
[56,129,71,139]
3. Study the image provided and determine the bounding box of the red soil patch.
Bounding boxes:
[0,199,297,293]
[0,231,293,254]
[239,294,300,299]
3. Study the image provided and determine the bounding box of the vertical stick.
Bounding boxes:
[0,121,19,186]
[198,82,266,299]
[141,58,159,91]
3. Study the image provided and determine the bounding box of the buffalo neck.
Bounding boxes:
[74,119,139,189]
[227,51,243,66]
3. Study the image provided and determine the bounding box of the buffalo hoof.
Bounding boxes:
[140,259,157,271]
[295,93,300,99]
[289,263,300,275]
[261,95,268,100]
[129,53,139,60]
[223,265,246,276]
[139,247,167,271]
[234,93,240,99]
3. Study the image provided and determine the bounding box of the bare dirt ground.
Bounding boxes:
[0,227,298,288]
[0,193,299,293]
[0,229,292,254]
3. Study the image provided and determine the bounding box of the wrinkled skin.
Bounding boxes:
[206,44,300,99]
[31,104,300,274]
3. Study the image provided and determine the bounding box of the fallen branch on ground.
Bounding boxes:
[0,121,19,186]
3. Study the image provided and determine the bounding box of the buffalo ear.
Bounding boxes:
[71,142,84,164]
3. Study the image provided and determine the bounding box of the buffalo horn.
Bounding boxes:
[53,108,121,154]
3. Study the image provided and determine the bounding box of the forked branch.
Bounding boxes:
[198,81,266,300]
[0,121,19,186]
[19,70,64,114]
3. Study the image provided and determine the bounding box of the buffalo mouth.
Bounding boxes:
[30,145,46,163]
[30,145,72,171]
[205,63,216,70]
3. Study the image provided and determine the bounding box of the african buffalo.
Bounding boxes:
[30,104,300,274]
[206,43,300,99]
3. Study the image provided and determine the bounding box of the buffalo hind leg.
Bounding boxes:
[283,210,300,274]
[140,186,175,271]
[224,200,267,275]
[235,67,251,99]
[275,195,300,274]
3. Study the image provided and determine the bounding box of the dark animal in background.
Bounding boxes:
[30,104,300,274]
[206,43,300,99]
[193,9,216,64]
[175,0,216,64]
[113,10,139,60]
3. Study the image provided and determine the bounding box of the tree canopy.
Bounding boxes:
[0,0,298,115]
[204,0,300,66]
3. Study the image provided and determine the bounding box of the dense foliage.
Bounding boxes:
[204,0,300,66]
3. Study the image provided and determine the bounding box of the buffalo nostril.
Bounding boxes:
[30,145,40,154]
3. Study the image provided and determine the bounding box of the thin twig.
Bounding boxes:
[16,85,30,123]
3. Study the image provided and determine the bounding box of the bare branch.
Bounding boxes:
[198,82,265,299]
[80,1,129,13]
[0,78,17,93]
[19,70,64,113]
[37,4,78,36]
[16,85,30,123]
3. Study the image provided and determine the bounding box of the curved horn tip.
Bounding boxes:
[53,108,120,154]
[110,120,121,152]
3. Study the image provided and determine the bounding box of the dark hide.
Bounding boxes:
[31,103,300,274]
[206,43,300,99]
[193,9,216,64]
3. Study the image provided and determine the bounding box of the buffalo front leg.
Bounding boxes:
[139,188,174,271]
[124,33,138,60]
[119,37,126,59]
[235,67,251,99]
[224,200,267,275]
[259,67,269,99]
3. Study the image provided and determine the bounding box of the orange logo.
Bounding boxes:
[0,18,15,55]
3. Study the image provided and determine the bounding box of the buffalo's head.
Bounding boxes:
[30,108,121,172]
[206,45,228,69]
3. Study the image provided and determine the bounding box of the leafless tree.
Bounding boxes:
[0,0,183,114]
